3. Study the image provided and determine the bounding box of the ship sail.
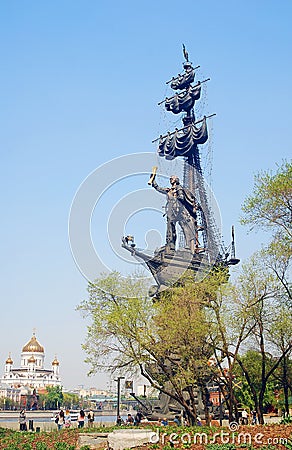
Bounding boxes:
[158,116,208,160]
[170,66,195,90]
[165,84,201,114]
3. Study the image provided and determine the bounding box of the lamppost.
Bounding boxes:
[115,377,125,423]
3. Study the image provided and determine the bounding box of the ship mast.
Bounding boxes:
[157,46,221,263]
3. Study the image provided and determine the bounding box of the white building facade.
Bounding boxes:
[1,333,61,391]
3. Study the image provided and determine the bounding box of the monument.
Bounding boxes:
[121,48,240,421]
[122,47,239,297]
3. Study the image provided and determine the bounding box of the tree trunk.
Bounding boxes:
[185,386,198,425]
[201,385,211,426]
[258,388,265,425]
[283,356,290,417]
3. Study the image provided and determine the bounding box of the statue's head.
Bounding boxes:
[170,175,179,185]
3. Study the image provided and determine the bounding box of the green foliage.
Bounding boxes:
[45,385,64,409]
[206,444,236,450]
[241,160,292,238]
[283,439,292,449]
[62,392,80,409]
[54,443,74,450]
[36,443,49,450]
[258,447,276,450]
[281,415,292,424]
[182,443,192,449]
[3,446,22,450]
[234,350,278,411]
[78,269,226,422]
[78,158,292,425]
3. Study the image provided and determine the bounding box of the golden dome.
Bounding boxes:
[52,356,59,366]
[28,355,36,363]
[6,354,13,364]
[22,334,44,353]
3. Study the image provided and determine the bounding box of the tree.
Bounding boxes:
[233,350,277,413]
[206,272,258,422]
[63,392,80,410]
[269,304,292,416]
[78,270,224,425]
[230,256,292,424]
[0,397,18,410]
[261,241,291,305]
[241,160,292,240]
[45,386,64,409]
[240,160,292,422]
[241,161,291,303]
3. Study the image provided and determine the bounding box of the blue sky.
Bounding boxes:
[0,1,291,390]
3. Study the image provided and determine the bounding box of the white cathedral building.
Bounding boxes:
[1,333,61,390]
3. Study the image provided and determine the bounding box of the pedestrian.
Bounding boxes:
[19,409,27,431]
[58,409,65,430]
[78,409,85,428]
[196,416,202,426]
[126,413,134,425]
[87,409,95,426]
[251,410,257,425]
[173,415,181,426]
[241,409,248,425]
[134,410,143,426]
[64,409,71,428]
[116,415,124,425]
[161,417,168,426]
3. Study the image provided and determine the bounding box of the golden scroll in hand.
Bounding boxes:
[148,166,158,185]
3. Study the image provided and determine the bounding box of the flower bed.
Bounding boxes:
[0,428,79,450]
[140,423,292,449]
[0,424,291,450]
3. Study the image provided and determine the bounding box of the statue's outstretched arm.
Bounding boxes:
[148,167,169,194]
[152,180,169,194]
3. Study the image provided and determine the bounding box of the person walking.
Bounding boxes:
[78,409,85,428]
[87,409,95,426]
[64,409,71,428]
[251,410,257,425]
[57,409,65,430]
[19,409,27,431]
